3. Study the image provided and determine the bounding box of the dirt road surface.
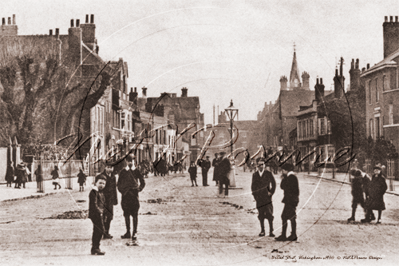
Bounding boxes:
[1,169,398,266]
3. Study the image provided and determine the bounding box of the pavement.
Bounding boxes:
[306,170,399,196]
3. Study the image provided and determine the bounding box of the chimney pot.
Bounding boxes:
[76,19,80,27]
[320,78,323,84]
[49,29,53,35]
[142,87,147,97]
[91,14,94,24]
[55,28,59,37]
[367,63,370,69]
[355,59,359,69]
[12,14,15,25]
[181,87,188,97]
[390,16,393,22]
[134,87,137,93]
[86,15,89,23]
[396,16,398,22]
[8,17,11,25]
[385,16,388,22]
[70,19,74,28]
[362,67,365,72]
[316,78,319,84]
[2,18,5,25]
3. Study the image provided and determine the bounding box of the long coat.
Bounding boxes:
[212,158,220,181]
[366,173,387,210]
[102,170,118,206]
[5,164,14,183]
[16,165,28,183]
[280,173,300,207]
[218,158,231,183]
[251,170,276,208]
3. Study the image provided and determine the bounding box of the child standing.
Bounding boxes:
[347,169,368,222]
[51,166,61,190]
[89,174,107,255]
[188,161,198,187]
[77,168,87,192]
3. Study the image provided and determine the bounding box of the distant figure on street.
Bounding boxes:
[218,152,231,197]
[251,159,276,237]
[212,153,220,186]
[34,165,44,192]
[102,162,118,239]
[118,155,145,242]
[199,156,211,186]
[15,163,28,189]
[154,153,168,177]
[6,161,14,187]
[276,163,299,241]
[51,165,61,190]
[77,168,87,192]
[347,169,369,222]
[362,166,387,224]
[88,174,107,255]
[188,161,198,187]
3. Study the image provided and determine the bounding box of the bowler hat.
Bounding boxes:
[373,165,382,170]
[281,163,294,172]
[219,151,226,155]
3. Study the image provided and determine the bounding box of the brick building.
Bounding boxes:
[362,16,399,153]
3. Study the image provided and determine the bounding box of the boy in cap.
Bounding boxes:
[118,155,146,242]
[347,169,368,222]
[101,161,118,239]
[251,158,276,237]
[200,156,211,186]
[276,163,299,241]
[89,174,107,255]
[188,161,198,187]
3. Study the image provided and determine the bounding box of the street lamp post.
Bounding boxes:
[225,100,238,187]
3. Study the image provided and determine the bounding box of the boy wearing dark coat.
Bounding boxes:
[251,159,276,237]
[212,153,220,186]
[77,169,87,192]
[347,169,369,222]
[118,155,146,241]
[199,156,211,186]
[188,161,198,187]
[218,152,231,197]
[89,174,107,255]
[102,162,118,239]
[362,166,387,224]
[276,163,299,241]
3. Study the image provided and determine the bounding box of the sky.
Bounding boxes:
[2,0,399,124]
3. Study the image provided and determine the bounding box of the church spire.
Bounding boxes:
[289,43,301,89]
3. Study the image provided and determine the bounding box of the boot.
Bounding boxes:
[348,208,356,222]
[258,219,265,236]
[268,218,275,237]
[91,248,105,255]
[287,219,297,241]
[275,220,287,241]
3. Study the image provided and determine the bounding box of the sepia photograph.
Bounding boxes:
[1,0,399,265]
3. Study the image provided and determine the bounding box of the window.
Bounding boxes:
[163,130,166,144]
[121,112,125,130]
[127,114,131,131]
[310,118,314,137]
[383,76,386,91]
[327,119,331,134]
[389,105,394,125]
[369,119,373,138]
[368,80,371,104]
[375,78,379,102]
[375,117,380,138]
[320,118,325,135]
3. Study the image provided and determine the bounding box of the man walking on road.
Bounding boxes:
[199,156,211,186]
[276,163,299,241]
[118,155,146,242]
[218,152,231,197]
[212,153,220,186]
[251,159,276,237]
[102,161,118,239]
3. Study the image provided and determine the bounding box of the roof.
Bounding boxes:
[361,48,399,77]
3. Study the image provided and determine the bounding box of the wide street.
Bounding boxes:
[1,168,399,266]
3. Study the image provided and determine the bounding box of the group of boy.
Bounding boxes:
[251,159,300,241]
[88,155,145,255]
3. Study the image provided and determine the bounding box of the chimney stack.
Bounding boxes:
[383,15,399,58]
[142,87,147,97]
[279,76,288,90]
[302,72,310,90]
[8,17,11,25]
[181,87,188,97]
[333,57,345,99]
[315,78,325,103]
[12,14,15,25]
[129,87,138,105]
[81,14,96,50]
[349,58,361,91]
